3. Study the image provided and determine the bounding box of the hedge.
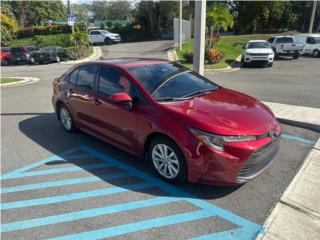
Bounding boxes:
[17,24,87,38]
[12,34,74,48]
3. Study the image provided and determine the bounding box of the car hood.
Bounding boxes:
[161,88,278,136]
[246,48,273,54]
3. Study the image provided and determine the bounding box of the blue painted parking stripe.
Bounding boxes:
[1,162,113,180]
[1,146,85,179]
[281,133,316,145]
[1,196,181,232]
[49,210,215,240]
[1,182,153,210]
[1,172,131,194]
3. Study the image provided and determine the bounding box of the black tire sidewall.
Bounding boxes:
[148,136,187,183]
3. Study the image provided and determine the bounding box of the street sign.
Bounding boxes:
[68,15,75,26]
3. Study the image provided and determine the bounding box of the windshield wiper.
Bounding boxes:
[182,89,216,98]
[155,97,188,102]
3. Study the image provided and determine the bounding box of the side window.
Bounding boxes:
[268,38,274,43]
[306,37,314,44]
[98,67,130,96]
[69,68,79,84]
[77,65,98,90]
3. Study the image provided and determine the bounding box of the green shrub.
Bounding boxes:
[32,34,74,48]
[65,46,92,60]
[1,13,17,46]
[182,48,225,64]
[183,51,194,62]
[17,25,71,38]
[70,32,89,46]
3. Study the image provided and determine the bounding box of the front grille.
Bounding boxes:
[250,53,269,56]
[237,135,280,182]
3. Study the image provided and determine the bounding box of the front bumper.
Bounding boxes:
[185,126,281,185]
[244,54,274,64]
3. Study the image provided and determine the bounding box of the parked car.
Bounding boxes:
[9,46,39,65]
[30,46,69,64]
[294,34,320,57]
[52,59,281,185]
[0,47,12,66]
[268,36,304,59]
[88,30,121,45]
[241,40,274,67]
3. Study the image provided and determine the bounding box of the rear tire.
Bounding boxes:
[58,104,76,132]
[148,136,187,183]
[3,59,9,66]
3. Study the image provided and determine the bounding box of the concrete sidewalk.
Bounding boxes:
[264,101,320,131]
[257,101,320,239]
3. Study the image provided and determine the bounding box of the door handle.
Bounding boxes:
[93,98,102,105]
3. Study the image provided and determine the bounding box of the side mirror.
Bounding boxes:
[110,93,133,109]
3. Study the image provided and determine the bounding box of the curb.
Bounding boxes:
[167,48,241,72]
[60,47,102,65]
[0,77,40,87]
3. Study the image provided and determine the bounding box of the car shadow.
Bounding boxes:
[17,112,241,200]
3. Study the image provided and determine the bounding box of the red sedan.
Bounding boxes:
[52,59,281,185]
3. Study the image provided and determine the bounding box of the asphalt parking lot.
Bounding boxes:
[1,41,320,239]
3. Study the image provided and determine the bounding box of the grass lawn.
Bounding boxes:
[176,34,275,69]
[0,77,24,84]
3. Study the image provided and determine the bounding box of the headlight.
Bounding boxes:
[245,52,251,56]
[189,128,257,151]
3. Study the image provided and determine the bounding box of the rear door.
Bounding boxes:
[66,64,99,131]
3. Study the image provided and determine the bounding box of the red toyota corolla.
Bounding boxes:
[52,58,281,185]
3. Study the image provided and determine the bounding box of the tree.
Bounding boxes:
[71,3,92,22]
[91,0,132,20]
[3,0,66,28]
[0,13,17,46]
[206,4,234,33]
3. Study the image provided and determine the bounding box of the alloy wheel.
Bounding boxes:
[60,106,72,131]
[152,144,179,179]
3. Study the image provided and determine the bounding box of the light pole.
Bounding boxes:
[67,0,74,33]
[193,0,206,75]
[179,0,183,51]
[309,0,317,33]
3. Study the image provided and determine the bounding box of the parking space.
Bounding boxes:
[1,119,319,239]
[205,56,320,108]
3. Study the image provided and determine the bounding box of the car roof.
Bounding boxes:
[247,40,268,43]
[91,58,169,69]
[275,36,294,38]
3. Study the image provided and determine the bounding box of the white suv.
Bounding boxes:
[88,30,121,45]
[241,40,274,67]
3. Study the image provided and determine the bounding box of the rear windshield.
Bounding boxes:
[128,63,186,93]
[1,48,10,53]
[276,37,294,43]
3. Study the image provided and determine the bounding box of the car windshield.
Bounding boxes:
[128,63,185,93]
[314,37,320,44]
[247,42,270,49]
[151,71,219,101]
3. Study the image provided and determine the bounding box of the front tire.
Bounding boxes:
[149,136,187,183]
[58,104,76,132]
[268,62,273,67]
[105,38,112,45]
[313,49,320,57]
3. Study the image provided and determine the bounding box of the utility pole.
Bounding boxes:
[309,0,317,33]
[67,0,74,33]
[193,0,206,75]
[179,0,183,51]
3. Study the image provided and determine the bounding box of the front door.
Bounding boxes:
[91,66,138,154]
